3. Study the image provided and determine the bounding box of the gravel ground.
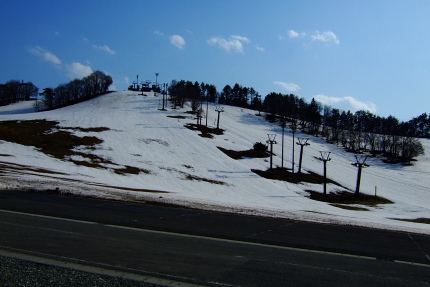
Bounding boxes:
[0,256,162,287]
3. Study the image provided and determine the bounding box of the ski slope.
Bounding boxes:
[1,91,429,234]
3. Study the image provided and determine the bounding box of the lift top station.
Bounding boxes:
[128,75,156,92]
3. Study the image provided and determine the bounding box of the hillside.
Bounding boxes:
[0,91,429,234]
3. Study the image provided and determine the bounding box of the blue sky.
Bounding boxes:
[1,0,430,121]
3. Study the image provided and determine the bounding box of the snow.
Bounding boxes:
[0,100,38,115]
[1,92,429,234]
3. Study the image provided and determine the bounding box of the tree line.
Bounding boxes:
[40,71,113,110]
[168,80,262,112]
[263,92,427,163]
[1,71,113,111]
[0,80,39,106]
[168,80,427,163]
[219,83,262,110]
[168,80,218,110]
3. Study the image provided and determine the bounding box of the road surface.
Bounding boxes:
[0,190,429,286]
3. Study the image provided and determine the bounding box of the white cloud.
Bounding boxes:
[285,30,338,45]
[66,62,93,79]
[230,35,250,43]
[28,46,62,65]
[27,46,96,80]
[288,30,306,38]
[153,30,164,36]
[314,95,377,113]
[92,45,116,55]
[273,81,301,92]
[207,35,250,53]
[311,31,339,45]
[255,45,265,52]
[170,35,186,49]
[288,30,299,38]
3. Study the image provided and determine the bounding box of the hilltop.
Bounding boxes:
[0,91,429,234]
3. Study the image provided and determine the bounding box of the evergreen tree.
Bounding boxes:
[40,87,55,109]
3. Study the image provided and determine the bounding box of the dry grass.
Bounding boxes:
[88,183,168,193]
[167,115,189,119]
[185,174,227,185]
[307,190,393,205]
[0,161,69,175]
[61,126,110,132]
[251,167,339,185]
[250,167,392,205]
[184,123,224,138]
[330,204,370,211]
[0,120,103,160]
[218,147,270,160]
[0,120,149,175]
[114,165,150,175]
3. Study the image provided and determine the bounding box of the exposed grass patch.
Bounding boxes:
[393,218,430,224]
[184,123,224,138]
[330,204,370,211]
[62,126,110,132]
[0,120,103,160]
[184,174,227,185]
[199,133,214,139]
[307,190,393,205]
[218,146,270,160]
[0,161,69,176]
[251,167,341,185]
[88,183,167,193]
[114,165,150,175]
[167,115,189,119]
[0,120,147,176]
[249,168,390,206]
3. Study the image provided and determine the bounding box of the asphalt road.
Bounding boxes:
[0,190,430,286]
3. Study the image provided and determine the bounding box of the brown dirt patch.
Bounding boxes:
[307,190,393,205]
[184,123,224,138]
[218,147,270,160]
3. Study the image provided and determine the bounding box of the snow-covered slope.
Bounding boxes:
[1,91,429,234]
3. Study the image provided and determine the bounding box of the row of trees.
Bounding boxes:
[1,71,112,111]
[40,71,113,109]
[0,80,39,106]
[263,92,427,163]
[165,81,426,163]
[168,80,263,113]
[168,80,217,111]
[219,83,262,110]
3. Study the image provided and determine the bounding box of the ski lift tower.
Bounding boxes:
[215,107,224,129]
[132,75,139,90]
[266,134,277,171]
[290,121,297,173]
[352,155,369,196]
[155,73,159,96]
[318,151,332,196]
[296,138,310,174]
